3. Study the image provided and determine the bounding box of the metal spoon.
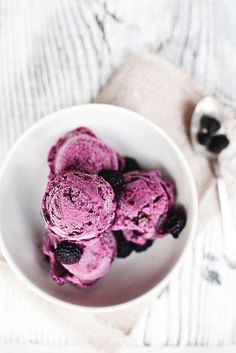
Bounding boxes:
[191,96,236,268]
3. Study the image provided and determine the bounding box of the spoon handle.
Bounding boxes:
[216,175,236,267]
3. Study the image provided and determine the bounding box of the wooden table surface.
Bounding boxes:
[0,0,236,350]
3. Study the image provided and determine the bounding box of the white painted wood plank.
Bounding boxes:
[1,344,236,353]
[0,0,236,349]
[124,348,236,353]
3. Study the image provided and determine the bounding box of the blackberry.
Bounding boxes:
[200,115,221,134]
[207,134,230,154]
[197,132,211,146]
[99,169,124,195]
[123,157,141,173]
[155,215,167,234]
[156,205,187,239]
[113,231,134,258]
[133,239,154,253]
[54,241,83,264]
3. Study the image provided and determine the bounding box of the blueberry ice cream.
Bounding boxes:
[41,126,186,288]
[112,171,175,244]
[43,229,117,288]
[48,127,121,177]
[42,171,116,240]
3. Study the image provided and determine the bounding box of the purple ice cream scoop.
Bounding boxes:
[43,229,117,288]
[112,171,175,245]
[48,127,121,177]
[41,171,116,240]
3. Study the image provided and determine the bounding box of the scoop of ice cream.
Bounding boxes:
[48,127,121,176]
[42,171,116,240]
[112,170,175,244]
[43,230,117,288]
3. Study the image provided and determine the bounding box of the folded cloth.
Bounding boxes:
[1,52,236,353]
[96,51,236,232]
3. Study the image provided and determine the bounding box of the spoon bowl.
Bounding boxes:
[190,96,225,160]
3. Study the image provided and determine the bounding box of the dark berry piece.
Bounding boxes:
[99,169,124,195]
[123,157,141,173]
[200,115,221,134]
[207,134,230,154]
[54,259,72,277]
[157,205,187,239]
[155,215,167,234]
[133,239,154,253]
[113,231,134,258]
[117,242,133,258]
[54,241,83,265]
[197,132,211,146]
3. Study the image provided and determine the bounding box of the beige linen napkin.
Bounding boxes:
[2,52,236,353]
[96,51,236,232]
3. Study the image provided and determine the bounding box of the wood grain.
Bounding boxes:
[0,0,236,349]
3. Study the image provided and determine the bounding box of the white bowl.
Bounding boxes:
[0,104,198,312]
